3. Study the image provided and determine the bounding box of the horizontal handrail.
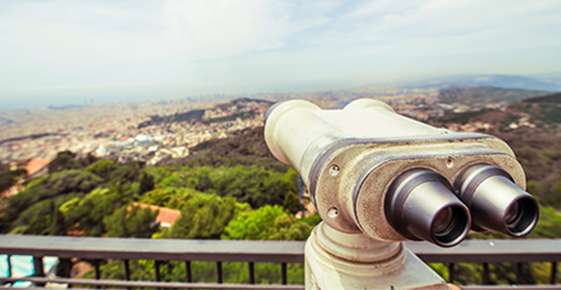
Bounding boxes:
[0,235,304,263]
[2,236,561,287]
[407,239,561,263]
[1,235,560,263]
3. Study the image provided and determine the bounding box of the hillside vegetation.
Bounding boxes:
[524,92,561,103]
[177,126,285,170]
[0,148,315,283]
[139,98,272,128]
[436,90,561,127]
[0,151,305,237]
[438,86,547,104]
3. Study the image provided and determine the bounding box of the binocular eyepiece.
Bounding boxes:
[455,164,539,237]
[385,165,539,247]
[385,169,471,247]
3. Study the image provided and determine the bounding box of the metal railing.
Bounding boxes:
[1,235,560,289]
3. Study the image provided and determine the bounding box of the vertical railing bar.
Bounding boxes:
[281,262,288,285]
[33,256,45,287]
[448,263,455,283]
[516,262,523,284]
[155,260,162,290]
[123,259,131,290]
[94,260,101,279]
[551,261,558,285]
[482,262,490,284]
[185,261,192,283]
[123,259,131,281]
[248,262,255,284]
[216,261,223,284]
[33,256,45,276]
[93,260,101,289]
[6,255,13,278]
[155,260,162,282]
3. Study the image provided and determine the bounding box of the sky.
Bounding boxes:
[1,0,561,108]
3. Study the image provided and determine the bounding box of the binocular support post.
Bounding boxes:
[305,222,450,290]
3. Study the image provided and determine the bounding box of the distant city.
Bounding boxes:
[1,79,556,167]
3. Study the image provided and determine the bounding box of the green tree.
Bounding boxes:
[138,172,155,194]
[223,205,313,241]
[166,194,241,239]
[108,162,144,186]
[47,201,67,235]
[159,166,302,213]
[9,197,71,235]
[86,159,118,179]
[59,188,125,236]
[2,170,103,226]
[104,205,158,238]
[140,187,203,209]
[48,151,96,173]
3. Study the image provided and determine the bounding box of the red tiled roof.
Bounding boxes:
[133,202,181,227]
[25,159,50,176]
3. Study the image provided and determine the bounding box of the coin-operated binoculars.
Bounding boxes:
[264,99,539,290]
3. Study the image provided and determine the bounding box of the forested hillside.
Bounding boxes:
[0,148,317,283]
[177,126,285,170]
[438,86,547,104]
[0,149,308,237]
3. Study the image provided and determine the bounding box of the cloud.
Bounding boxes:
[0,0,560,107]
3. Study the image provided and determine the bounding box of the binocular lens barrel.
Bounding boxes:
[385,169,471,247]
[457,164,539,237]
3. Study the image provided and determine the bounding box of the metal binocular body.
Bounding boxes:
[265,99,538,247]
